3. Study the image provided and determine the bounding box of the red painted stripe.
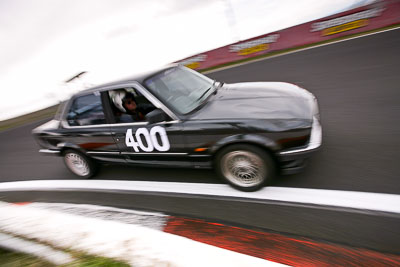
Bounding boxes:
[12,202,32,206]
[79,143,114,150]
[164,217,400,266]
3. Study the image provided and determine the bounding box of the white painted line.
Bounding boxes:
[29,202,168,231]
[0,202,285,267]
[1,180,400,214]
[0,232,74,265]
[204,26,400,74]
[29,202,166,217]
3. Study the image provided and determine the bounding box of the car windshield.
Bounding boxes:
[144,66,214,114]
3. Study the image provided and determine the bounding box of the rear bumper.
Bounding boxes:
[39,149,61,156]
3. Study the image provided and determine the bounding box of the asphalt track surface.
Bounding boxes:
[1,28,399,194]
[207,28,400,195]
[1,28,400,254]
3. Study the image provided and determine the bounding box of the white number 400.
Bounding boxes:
[125,126,170,152]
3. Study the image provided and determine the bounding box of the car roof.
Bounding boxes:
[74,64,176,96]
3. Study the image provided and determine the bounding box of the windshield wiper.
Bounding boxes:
[212,80,218,95]
[212,80,223,94]
[196,86,212,102]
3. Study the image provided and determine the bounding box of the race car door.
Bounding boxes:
[105,86,188,167]
[62,91,124,163]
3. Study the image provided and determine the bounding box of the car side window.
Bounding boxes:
[67,93,106,126]
[108,87,157,124]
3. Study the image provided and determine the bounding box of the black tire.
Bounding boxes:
[215,144,276,192]
[62,149,98,179]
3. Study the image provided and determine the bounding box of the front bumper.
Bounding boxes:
[278,116,322,160]
[277,116,321,174]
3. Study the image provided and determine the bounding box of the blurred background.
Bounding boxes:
[1,0,400,265]
[0,0,374,121]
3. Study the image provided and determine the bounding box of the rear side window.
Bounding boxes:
[67,93,106,126]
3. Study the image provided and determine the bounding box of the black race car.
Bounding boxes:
[32,65,321,191]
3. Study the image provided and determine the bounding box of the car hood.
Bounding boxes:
[190,82,315,121]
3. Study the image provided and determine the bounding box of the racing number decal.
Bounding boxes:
[125,126,170,152]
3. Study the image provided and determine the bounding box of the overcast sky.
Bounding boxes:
[0,0,370,120]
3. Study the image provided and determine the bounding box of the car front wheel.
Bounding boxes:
[63,149,98,178]
[216,144,275,191]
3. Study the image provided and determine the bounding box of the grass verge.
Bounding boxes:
[0,248,55,267]
[0,248,131,267]
[0,105,58,132]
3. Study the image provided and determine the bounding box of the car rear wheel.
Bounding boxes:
[216,144,275,191]
[63,149,98,178]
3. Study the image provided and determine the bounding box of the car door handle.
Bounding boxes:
[114,133,125,142]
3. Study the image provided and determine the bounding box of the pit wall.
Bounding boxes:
[176,0,400,70]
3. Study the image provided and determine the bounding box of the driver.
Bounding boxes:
[112,90,154,122]
[122,92,153,121]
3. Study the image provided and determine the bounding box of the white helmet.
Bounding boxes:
[110,90,127,112]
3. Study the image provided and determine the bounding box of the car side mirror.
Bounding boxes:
[145,108,169,124]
